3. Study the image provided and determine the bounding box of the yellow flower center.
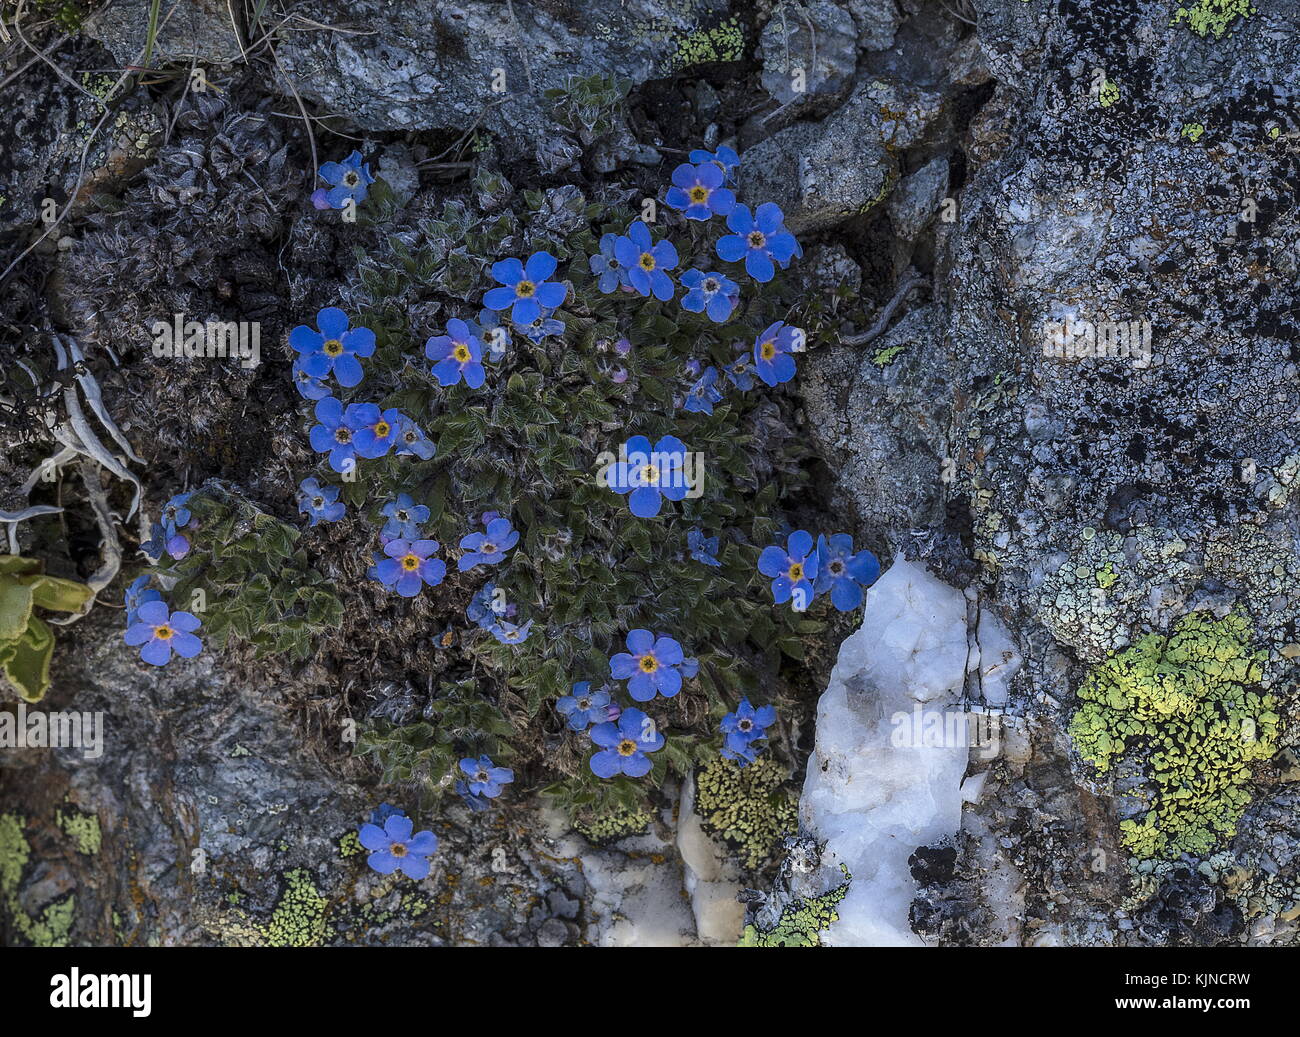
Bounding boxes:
[760,340,777,361]
[639,654,659,674]
[640,463,660,485]
[323,339,344,357]
[688,185,708,203]
[516,280,536,298]
[788,562,804,582]
[373,421,391,439]
[453,343,471,362]
[617,739,638,757]
[154,624,174,640]
[401,554,420,571]
[638,253,656,271]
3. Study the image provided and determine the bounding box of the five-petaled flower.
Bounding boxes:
[124,600,202,666]
[687,528,721,567]
[316,151,375,209]
[489,618,533,644]
[758,530,819,609]
[393,414,436,459]
[556,682,613,731]
[721,697,777,763]
[484,252,567,325]
[124,575,161,626]
[605,434,691,519]
[590,232,631,294]
[683,366,723,415]
[716,203,799,282]
[614,221,678,301]
[298,477,345,526]
[290,307,376,388]
[589,707,664,778]
[425,318,486,389]
[358,812,438,879]
[610,628,687,702]
[374,538,447,597]
[459,755,514,798]
[292,357,330,400]
[381,493,430,540]
[689,145,740,185]
[308,396,359,474]
[457,513,519,571]
[814,533,881,611]
[725,353,755,391]
[752,321,801,387]
[680,269,739,323]
[665,161,736,221]
[346,402,401,459]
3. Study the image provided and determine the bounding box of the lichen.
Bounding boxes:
[574,805,653,843]
[257,868,330,947]
[738,864,850,947]
[0,811,76,946]
[1181,122,1206,142]
[1068,611,1280,860]
[1172,0,1256,39]
[57,807,101,855]
[663,16,745,73]
[695,756,798,870]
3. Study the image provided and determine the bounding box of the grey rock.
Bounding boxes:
[82,0,245,66]
[887,157,949,244]
[843,0,902,51]
[758,1,860,118]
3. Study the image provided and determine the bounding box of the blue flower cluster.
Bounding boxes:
[758,531,881,612]
[312,151,374,211]
[720,698,777,767]
[358,807,438,879]
[143,491,194,561]
[127,511,205,667]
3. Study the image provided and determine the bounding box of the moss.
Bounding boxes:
[738,865,851,947]
[258,869,330,947]
[57,807,101,855]
[1172,0,1256,38]
[695,756,798,870]
[1068,611,1280,860]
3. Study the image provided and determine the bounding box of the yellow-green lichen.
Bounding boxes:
[1172,0,1255,38]
[1,812,76,946]
[872,344,906,367]
[663,16,745,73]
[1098,79,1120,108]
[575,805,652,843]
[738,864,850,947]
[1068,611,1280,860]
[57,807,101,855]
[338,830,363,858]
[1182,122,1206,142]
[695,756,798,870]
[258,868,330,947]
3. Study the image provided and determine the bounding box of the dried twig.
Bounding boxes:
[841,271,930,346]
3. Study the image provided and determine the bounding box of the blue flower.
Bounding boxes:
[466,582,508,629]
[721,739,760,766]
[393,414,436,460]
[289,307,376,388]
[357,813,437,879]
[124,575,161,626]
[610,628,686,702]
[425,318,486,389]
[142,521,190,562]
[346,402,401,459]
[489,618,533,644]
[291,357,331,400]
[679,269,739,323]
[613,221,678,301]
[556,682,613,731]
[459,755,514,798]
[374,539,446,597]
[716,203,799,282]
[604,434,690,519]
[590,232,631,293]
[318,151,375,209]
[160,492,193,534]
[472,310,511,363]
[457,514,519,571]
[381,493,430,540]
[368,803,406,826]
[687,529,721,567]
[721,698,777,756]
[455,780,492,812]
[814,534,881,611]
[298,478,345,526]
[589,707,664,779]
[308,396,360,474]
[483,251,567,325]
[519,308,565,343]
[757,530,818,609]
[682,365,723,415]
[665,161,736,220]
[124,600,202,666]
[752,321,800,387]
[689,145,740,184]
[724,353,755,391]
